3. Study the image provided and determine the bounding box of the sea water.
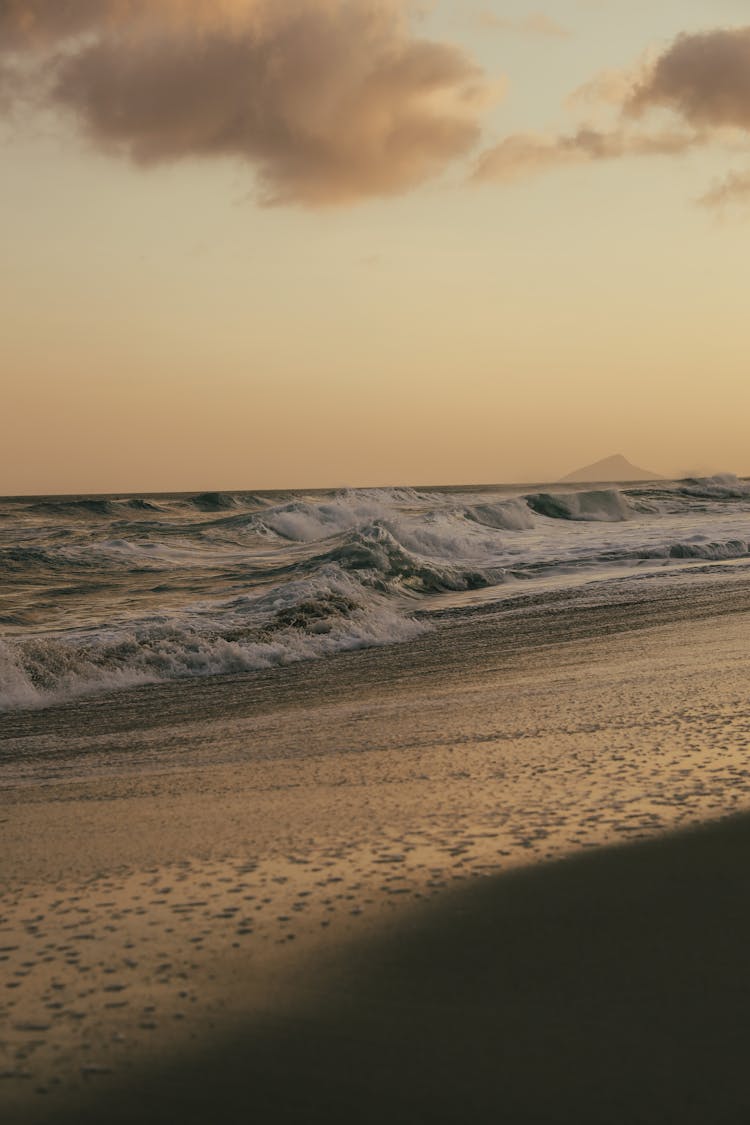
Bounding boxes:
[2,474,750,710]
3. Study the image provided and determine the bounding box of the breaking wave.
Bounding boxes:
[465,499,536,531]
[259,489,427,542]
[0,570,427,709]
[667,538,750,560]
[317,525,505,592]
[525,490,631,522]
[676,474,750,501]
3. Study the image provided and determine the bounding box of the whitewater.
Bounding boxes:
[2,474,750,709]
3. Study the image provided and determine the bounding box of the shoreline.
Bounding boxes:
[4,565,750,748]
[2,578,750,1121]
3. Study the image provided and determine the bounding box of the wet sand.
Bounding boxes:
[22,811,750,1125]
[2,581,750,1122]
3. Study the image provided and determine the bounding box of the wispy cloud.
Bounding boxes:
[474,124,701,182]
[477,9,569,39]
[0,0,493,207]
[475,24,750,205]
[699,167,750,211]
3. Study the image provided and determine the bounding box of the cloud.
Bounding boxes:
[567,54,656,112]
[475,25,750,201]
[0,0,261,44]
[477,10,569,39]
[474,125,700,183]
[626,27,750,130]
[699,167,750,210]
[0,0,491,206]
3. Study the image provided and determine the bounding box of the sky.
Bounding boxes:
[2,0,750,493]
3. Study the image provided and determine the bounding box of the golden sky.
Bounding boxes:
[2,0,749,493]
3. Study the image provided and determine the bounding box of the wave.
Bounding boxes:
[187,490,324,515]
[0,501,509,709]
[26,496,169,520]
[259,489,426,543]
[667,538,750,561]
[0,570,427,710]
[247,488,431,544]
[318,525,504,593]
[29,497,120,518]
[0,546,102,573]
[525,489,631,522]
[613,538,750,564]
[125,498,164,512]
[8,478,750,711]
[465,499,535,531]
[0,539,218,575]
[263,499,384,542]
[676,474,750,501]
[188,491,243,511]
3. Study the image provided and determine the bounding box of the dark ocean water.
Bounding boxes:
[2,474,750,710]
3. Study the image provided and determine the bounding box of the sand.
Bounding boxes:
[2,581,750,1123]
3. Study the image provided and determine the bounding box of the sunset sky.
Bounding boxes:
[2,0,749,493]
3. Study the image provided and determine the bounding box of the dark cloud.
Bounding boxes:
[627,27,750,130]
[0,0,251,43]
[0,0,96,46]
[0,0,490,206]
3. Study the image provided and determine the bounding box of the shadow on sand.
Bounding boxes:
[48,814,750,1124]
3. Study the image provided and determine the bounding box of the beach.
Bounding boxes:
[5,0,750,1117]
[3,571,750,1123]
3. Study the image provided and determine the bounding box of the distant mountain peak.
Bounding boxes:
[560,454,661,483]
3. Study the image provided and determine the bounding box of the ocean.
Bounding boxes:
[2,473,750,713]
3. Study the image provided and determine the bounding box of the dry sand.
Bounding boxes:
[2,587,750,1123]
